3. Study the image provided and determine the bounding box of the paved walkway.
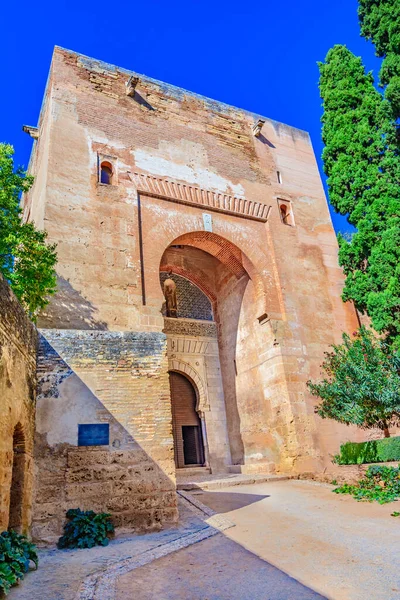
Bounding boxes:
[197,479,400,600]
[117,532,326,600]
[9,479,399,600]
[8,497,210,600]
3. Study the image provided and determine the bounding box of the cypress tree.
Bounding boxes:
[319,45,400,347]
[358,0,400,118]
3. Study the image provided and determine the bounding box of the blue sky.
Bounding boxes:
[3,0,381,233]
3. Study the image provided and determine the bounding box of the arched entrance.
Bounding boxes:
[169,372,205,468]
[159,230,287,473]
[9,423,26,532]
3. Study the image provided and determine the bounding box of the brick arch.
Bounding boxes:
[168,360,209,413]
[171,232,247,280]
[166,231,282,320]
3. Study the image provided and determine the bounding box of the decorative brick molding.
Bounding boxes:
[130,172,271,222]
[163,318,217,338]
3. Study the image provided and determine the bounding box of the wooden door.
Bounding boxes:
[169,372,204,468]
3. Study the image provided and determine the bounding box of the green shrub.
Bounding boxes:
[334,436,400,465]
[57,509,114,549]
[333,464,400,504]
[0,530,38,595]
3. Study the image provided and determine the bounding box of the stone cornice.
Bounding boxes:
[130,172,271,222]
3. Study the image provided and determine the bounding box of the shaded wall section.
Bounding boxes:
[0,275,37,534]
[33,330,178,545]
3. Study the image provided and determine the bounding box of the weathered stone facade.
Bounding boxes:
[33,330,177,544]
[22,46,365,542]
[0,275,37,534]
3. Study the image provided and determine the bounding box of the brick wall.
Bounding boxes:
[0,275,37,534]
[33,330,177,545]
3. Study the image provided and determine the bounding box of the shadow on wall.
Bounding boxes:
[215,275,249,466]
[33,334,178,546]
[37,277,108,330]
[257,133,276,148]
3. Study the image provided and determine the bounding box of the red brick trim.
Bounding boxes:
[131,172,271,222]
[170,232,247,280]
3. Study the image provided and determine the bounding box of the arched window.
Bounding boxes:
[278,199,294,226]
[100,161,113,185]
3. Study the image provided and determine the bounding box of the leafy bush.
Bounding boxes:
[333,464,400,504]
[334,436,400,465]
[307,327,400,436]
[57,509,114,549]
[0,530,38,595]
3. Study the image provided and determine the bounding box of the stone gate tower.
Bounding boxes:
[23,47,359,543]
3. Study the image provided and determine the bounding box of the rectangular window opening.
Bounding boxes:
[78,424,110,446]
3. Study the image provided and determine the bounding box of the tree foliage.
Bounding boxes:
[319,45,400,348]
[0,143,57,317]
[307,327,400,437]
[358,0,400,118]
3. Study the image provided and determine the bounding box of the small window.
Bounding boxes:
[100,161,113,185]
[277,171,282,184]
[78,424,109,446]
[278,199,295,226]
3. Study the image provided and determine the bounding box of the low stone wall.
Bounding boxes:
[0,275,37,534]
[298,461,400,485]
[33,330,178,545]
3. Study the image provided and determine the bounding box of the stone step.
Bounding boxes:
[177,473,290,491]
[176,467,211,477]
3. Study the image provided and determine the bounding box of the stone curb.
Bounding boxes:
[177,474,290,491]
[74,492,235,600]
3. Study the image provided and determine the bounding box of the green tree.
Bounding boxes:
[307,327,400,438]
[319,45,400,348]
[0,143,57,317]
[358,0,400,118]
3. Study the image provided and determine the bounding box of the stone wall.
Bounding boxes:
[0,275,37,534]
[298,461,399,485]
[33,330,177,545]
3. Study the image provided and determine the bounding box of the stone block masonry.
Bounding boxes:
[0,275,37,534]
[33,330,178,545]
